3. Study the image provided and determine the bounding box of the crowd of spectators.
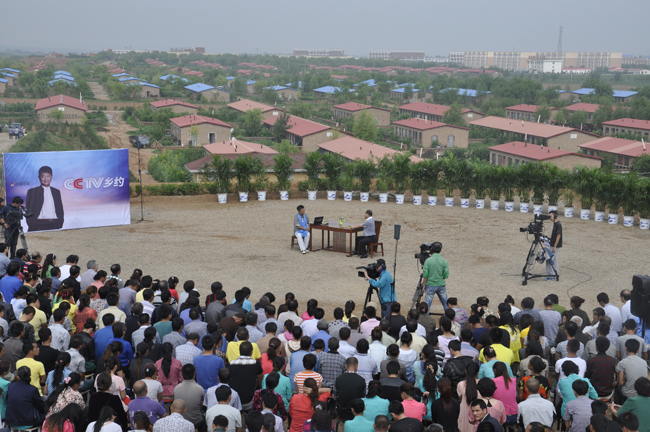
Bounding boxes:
[0,246,645,432]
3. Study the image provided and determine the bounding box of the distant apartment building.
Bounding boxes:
[399,102,483,123]
[449,52,465,64]
[170,47,205,53]
[622,55,650,66]
[333,102,391,126]
[293,49,345,58]
[527,58,563,73]
[393,118,469,148]
[602,118,650,139]
[462,51,622,70]
[505,104,557,122]
[369,51,425,62]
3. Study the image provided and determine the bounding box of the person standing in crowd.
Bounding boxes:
[421,242,449,311]
[363,260,395,319]
[546,210,562,279]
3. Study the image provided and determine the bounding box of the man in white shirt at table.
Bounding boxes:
[351,210,376,259]
[293,205,311,254]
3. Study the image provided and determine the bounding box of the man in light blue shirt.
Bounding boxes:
[363,259,394,319]
[352,210,376,259]
[293,205,311,254]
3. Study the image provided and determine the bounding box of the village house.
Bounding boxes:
[35,94,88,124]
[333,102,391,126]
[170,114,232,146]
[263,115,332,152]
[578,136,649,169]
[150,99,199,115]
[602,118,650,139]
[399,102,483,123]
[489,141,602,169]
[228,99,284,120]
[393,118,469,148]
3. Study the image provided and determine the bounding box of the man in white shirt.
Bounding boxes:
[518,378,555,427]
[597,292,622,333]
[49,309,71,350]
[351,210,376,259]
[300,308,324,337]
[25,165,65,232]
[555,339,587,381]
[205,386,242,432]
[338,327,358,358]
[58,255,79,281]
[277,300,302,326]
[620,290,634,323]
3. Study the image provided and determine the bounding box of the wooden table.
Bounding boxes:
[310,221,362,257]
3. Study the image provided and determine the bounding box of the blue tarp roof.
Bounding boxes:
[185,83,214,92]
[392,87,418,93]
[48,79,77,86]
[54,70,72,76]
[442,88,490,97]
[613,90,638,98]
[0,72,15,78]
[130,82,160,89]
[356,79,377,87]
[160,74,189,82]
[112,73,131,78]
[53,74,75,81]
[264,85,287,91]
[226,76,235,80]
[0,78,8,83]
[395,83,414,88]
[0,68,20,73]
[285,81,303,88]
[314,86,354,94]
[246,80,256,85]
[571,88,595,95]
[215,87,231,93]
[119,77,141,82]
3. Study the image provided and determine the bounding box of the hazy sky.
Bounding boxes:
[2,0,647,56]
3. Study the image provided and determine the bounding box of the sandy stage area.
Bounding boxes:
[24,194,650,317]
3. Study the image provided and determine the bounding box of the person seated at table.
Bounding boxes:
[293,205,311,255]
[351,210,376,259]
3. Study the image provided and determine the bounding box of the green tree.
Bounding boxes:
[261,89,278,105]
[231,77,247,96]
[47,110,65,122]
[592,104,613,129]
[403,85,414,101]
[533,104,552,123]
[567,110,589,128]
[272,112,292,143]
[632,154,650,176]
[289,102,314,119]
[243,108,263,137]
[442,104,467,127]
[353,111,378,142]
[274,139,300,154]
[554,109,566,126]
[378,81,391,96]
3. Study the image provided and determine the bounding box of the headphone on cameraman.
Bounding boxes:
[375,259,387,271]
[432,242,442,253]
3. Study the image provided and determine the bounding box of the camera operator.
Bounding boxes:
[363,259,394,319]
[421,242,449,311]
[0,197,26,259]
[546,210,562,280]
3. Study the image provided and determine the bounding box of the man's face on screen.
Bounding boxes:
[39,172,52,187]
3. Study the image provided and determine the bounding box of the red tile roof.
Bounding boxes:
[399,102,451,117]
[150,99,198,110]
[490,141,602,161]
[566,103,600,114]
[203,139,278,156]
[35,94,88,112]
[263,115,330,137]
[318,136,422,162]
[506,104,544,113]
[170,115,232,129]
[393,117,468,131]
[602,118,650,131]
[333,102,390,113]
[578,137,650,157]
[228,99,279,114]
[469,116,590,138]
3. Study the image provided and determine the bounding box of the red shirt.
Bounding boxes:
[402,399,427,421]
[289,394,313,432]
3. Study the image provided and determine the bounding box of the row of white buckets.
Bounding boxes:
[218,191,649,230]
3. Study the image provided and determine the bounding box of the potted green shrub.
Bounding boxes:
[321,151,344,200]
[392,152,411,204]
[409,161,427,205]
[575,166,597,220]
[592,169,610,222]
[499,165,516,212]
[273,153,294,200]
[544,164,564,213]
[303,151,322,201]
[638,179,650,230]
[621,173,639,227]
[487,165,503,210]
[603,173,624,225]
[251,157,269,201]
[341,161,357,202]
[376,155,393,203]
[423,159,441,206]
[530,164,547,215]
[441,154,457,207]
[202,155,234,204]
[456,159,473,209]
[470,161,488,209]
[355,158,376,202]
[516,163,534,213]
[234,155,256,202]
[560,169,576,217]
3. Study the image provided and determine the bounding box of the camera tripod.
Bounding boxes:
[521,233,558,285]
[4,223,28,258]
[411,273,425,311]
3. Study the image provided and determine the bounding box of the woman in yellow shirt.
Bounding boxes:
[52,287,78,333]
[498,311,522,363]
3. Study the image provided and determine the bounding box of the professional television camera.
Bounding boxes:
[520,214,557,285]
[357,262,381,279]
[520,214,550,235]
[415,242,436,266]
[4,205,33,254]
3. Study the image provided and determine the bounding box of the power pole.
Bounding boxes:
[557,26,563,53]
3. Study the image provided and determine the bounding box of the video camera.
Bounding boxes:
[519,214,550,235]
[357,262,381,279]
[415,243,436,266]
[5,206,33,226]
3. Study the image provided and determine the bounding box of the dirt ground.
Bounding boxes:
[87,81,110,100]
[22,195,650,318]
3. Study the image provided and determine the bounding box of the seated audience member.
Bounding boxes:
[609,377,650,428]
[517,377,555,428]
[563,380,594,432]
[388,401,425,432]
[344,398,374,432]
[470,399,503,432]
[429,378,460,431]
[4,366,46,427]
[585,337,618,398]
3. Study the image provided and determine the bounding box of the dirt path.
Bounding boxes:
[87,81,109,100]
[97,112,159,185]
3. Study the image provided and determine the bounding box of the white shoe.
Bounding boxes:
[302,250,307,254]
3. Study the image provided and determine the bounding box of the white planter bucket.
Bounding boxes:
[608,213,619,225]
[238,191,249,202]
[307,191,317,200]
[580,209,591,220]
[623,215,634,227]
[548,205,558,213]
[327,190,336,200]
[640,218,650,230]
[476,199,485,209]
[379,193,388,203]
[460,198,470,208]
[360,192,369,202]
[564,207,574,218]
[413,195,422,205]
[428,196,437,206]
[444,196,454,207]
[594,211,605,222]
[520,203,529,213]
[395,194,405,204]
[217,193,227,204]
[533,204,543,215]
[491,200,500,211]
[257,191,267,201]
[505,201,515,212]
[280,191,289,201]
[344,191,353,202]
